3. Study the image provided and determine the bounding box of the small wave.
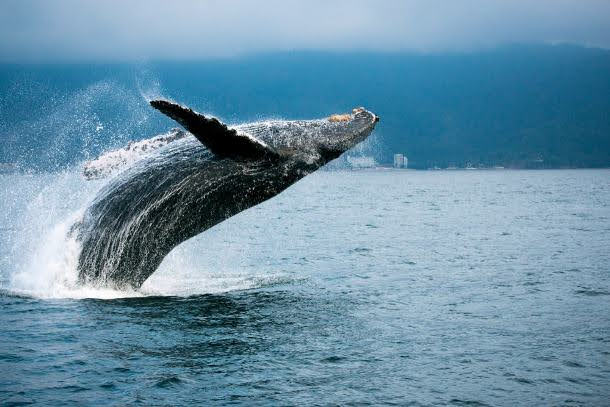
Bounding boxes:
[574,288,610,296]
[350,247,372,253]
[99,382,116,390]
[563,360,585,368]
[321,355,346,363]
[154,376,183,389]
[449,399,490,406]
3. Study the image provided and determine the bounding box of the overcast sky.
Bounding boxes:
[1,0,609,61]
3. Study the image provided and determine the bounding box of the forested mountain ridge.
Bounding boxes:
[1,45,609,169]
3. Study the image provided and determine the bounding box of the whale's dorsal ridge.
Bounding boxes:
[150,99,279,161]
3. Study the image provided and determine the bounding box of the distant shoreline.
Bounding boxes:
[3,166,610,176]
[326,166,610,172]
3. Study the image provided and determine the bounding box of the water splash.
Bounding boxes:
[135,65,165,102]
[9,206,142,300]
[1,163,297,299]
[3,78,156,171]
[1,169,133,299]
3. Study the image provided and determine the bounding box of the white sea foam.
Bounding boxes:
[2,170,138,299]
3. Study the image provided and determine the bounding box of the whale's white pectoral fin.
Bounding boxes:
[150,100,279,161]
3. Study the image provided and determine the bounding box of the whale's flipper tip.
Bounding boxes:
[150,99,278,161]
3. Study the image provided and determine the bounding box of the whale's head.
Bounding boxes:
[262,107,379,168]
[148,99,379,170]
[316,107,379,163]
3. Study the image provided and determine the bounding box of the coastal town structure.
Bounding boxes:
[393,154,408,168]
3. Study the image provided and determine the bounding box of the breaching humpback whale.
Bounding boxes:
[74,100,379,289]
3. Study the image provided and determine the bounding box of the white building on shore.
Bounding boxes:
[393,154,408,168]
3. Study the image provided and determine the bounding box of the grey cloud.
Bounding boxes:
[1,0,609,61]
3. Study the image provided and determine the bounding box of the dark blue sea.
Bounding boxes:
[1,169,609,405]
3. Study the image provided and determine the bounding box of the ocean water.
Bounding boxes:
[0,169,609,405]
